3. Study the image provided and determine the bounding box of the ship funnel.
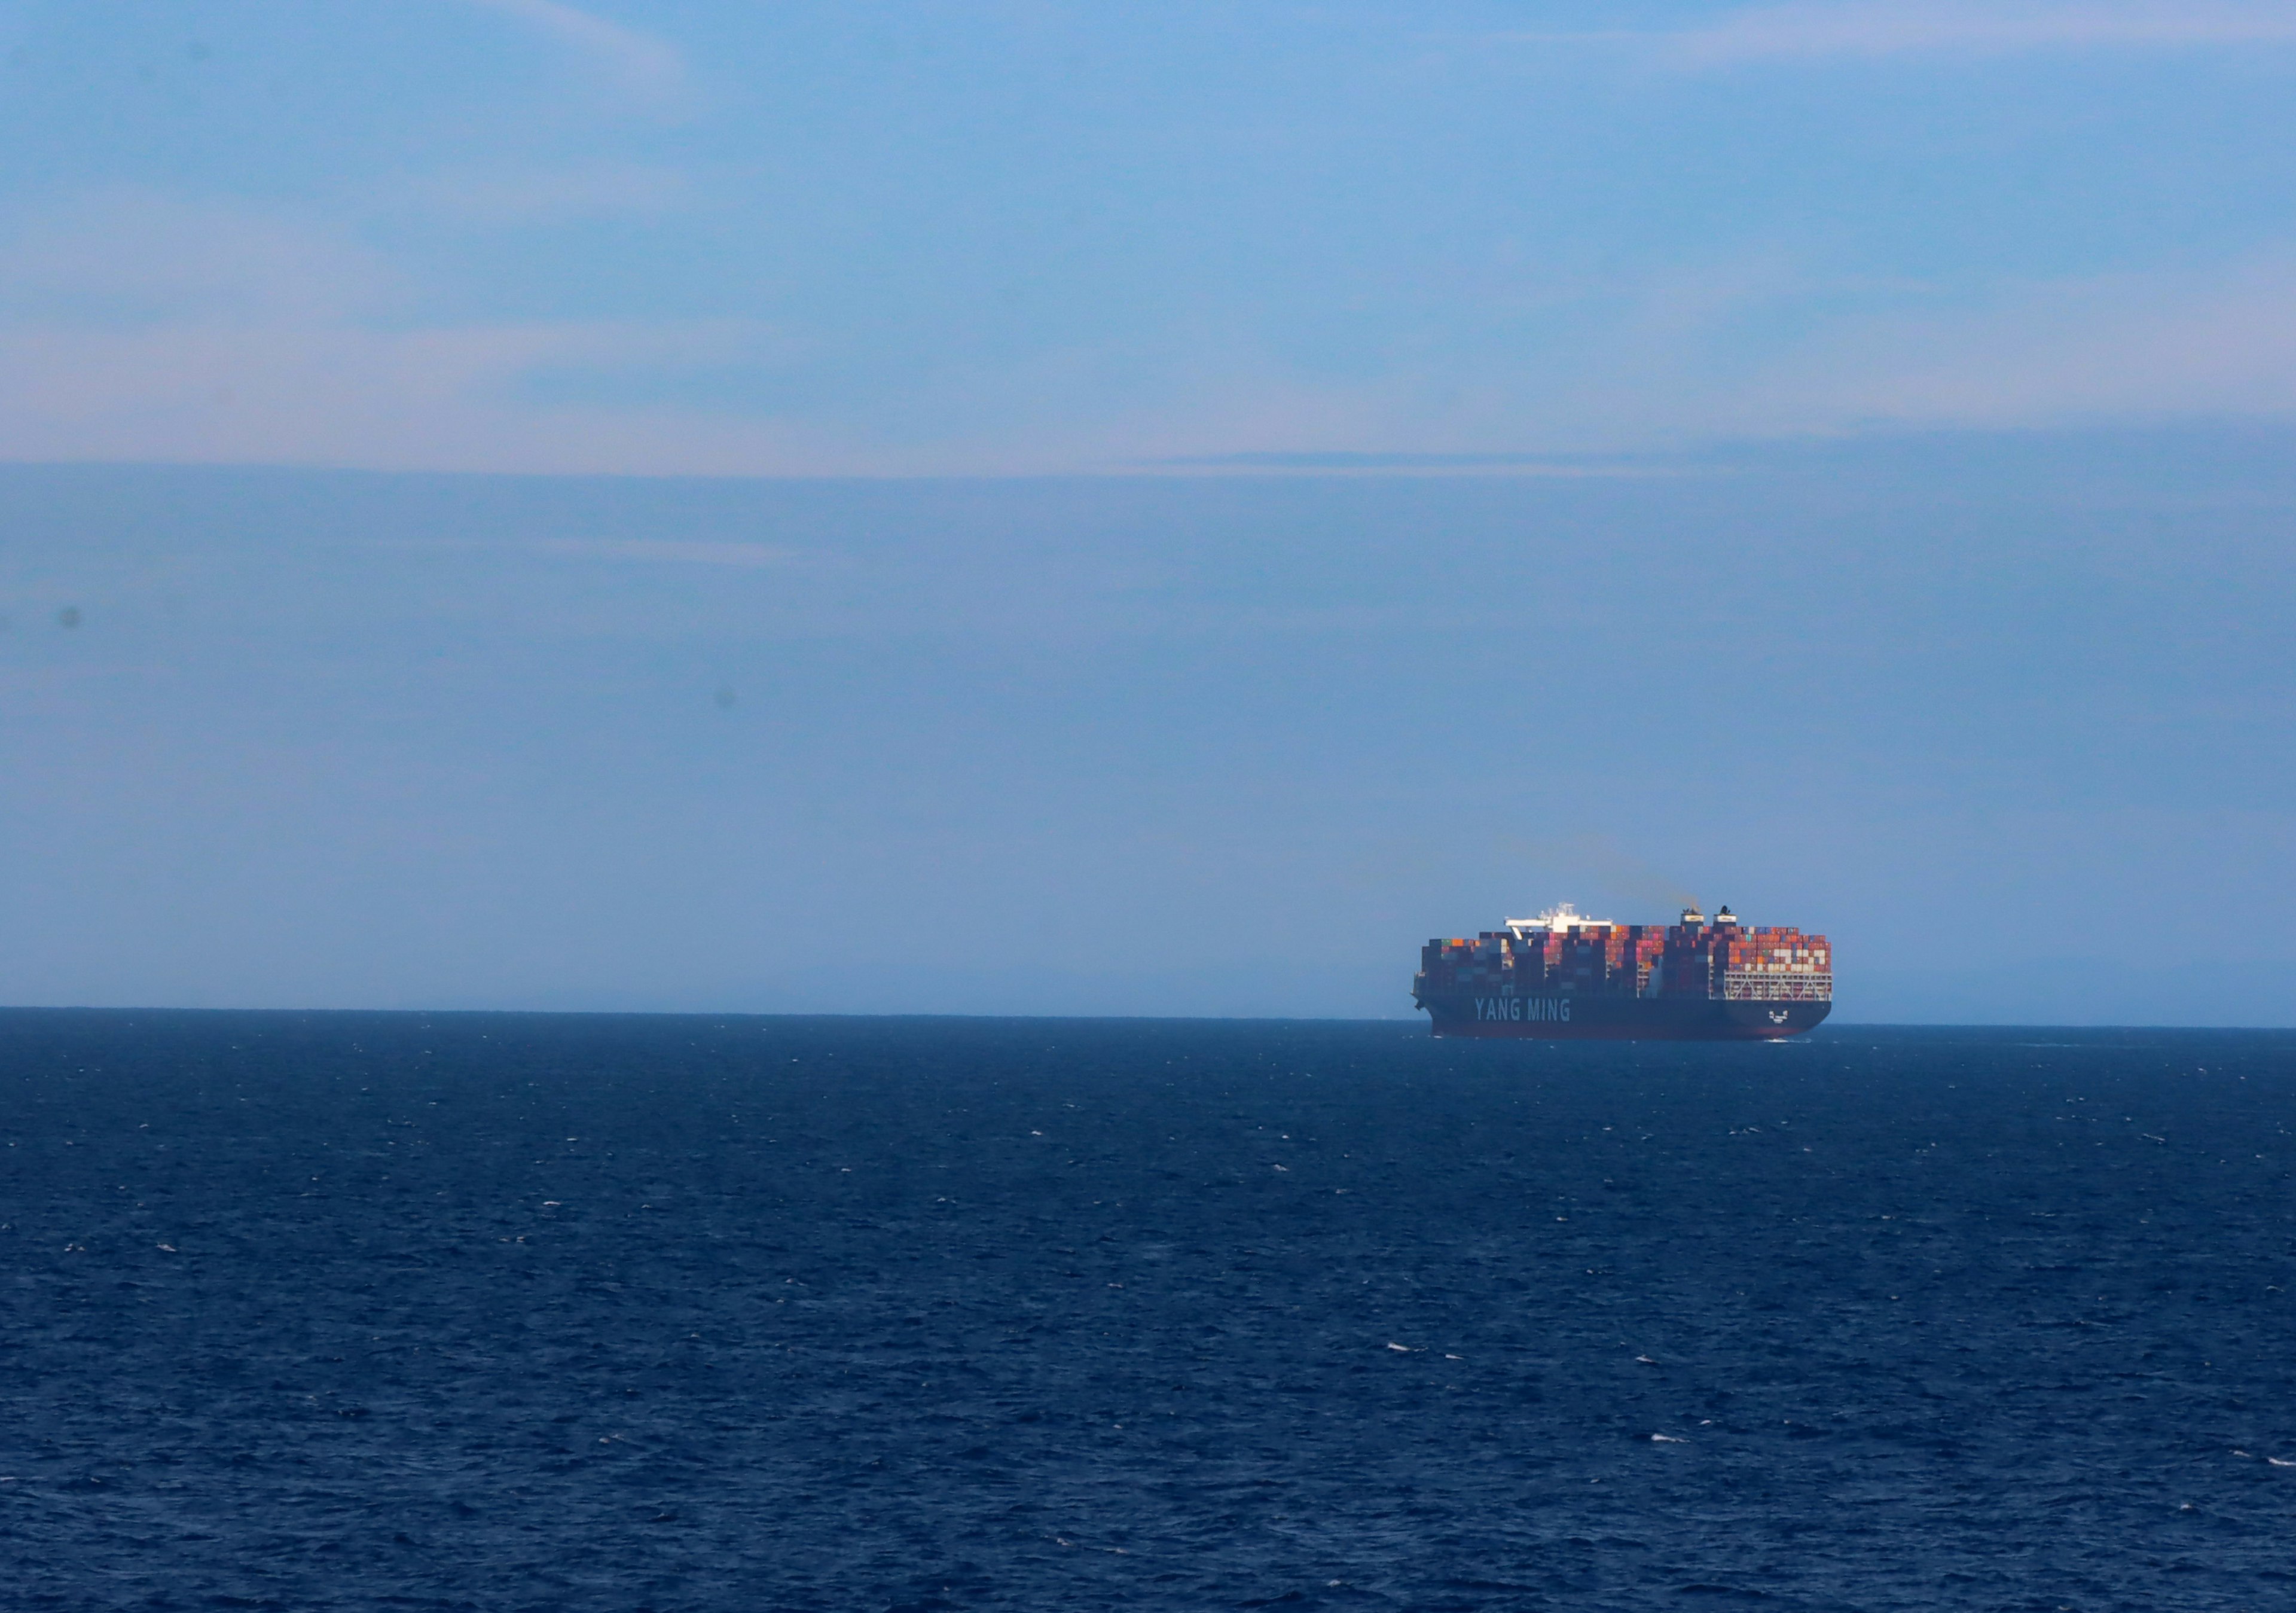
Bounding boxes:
[1680,904,1705,928]
[1715,905,1738,928]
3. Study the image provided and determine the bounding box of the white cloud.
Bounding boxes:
[459,0,686,103]
[1671,1,2296,64]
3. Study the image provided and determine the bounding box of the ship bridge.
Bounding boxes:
[1501,902,1616,937]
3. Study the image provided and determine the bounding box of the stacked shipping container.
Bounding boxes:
[1418,905,1831,1004]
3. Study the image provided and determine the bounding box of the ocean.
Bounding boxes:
[2,1011,2289,1611]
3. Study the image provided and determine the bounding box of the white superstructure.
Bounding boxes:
[1501,902,1614,938]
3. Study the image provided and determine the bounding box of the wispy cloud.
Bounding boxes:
[8,190,2296,478]
[1678,1,2296,63]
[0,191,401,328]
[459,0,685,103]
[1504,2,2296,65]
[1122,249,2296,469]
[1748,251,2296,427]
[0,194,854,476]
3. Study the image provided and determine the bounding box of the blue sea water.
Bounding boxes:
[1,1011,2291,1612]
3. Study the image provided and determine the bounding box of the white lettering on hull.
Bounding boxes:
[1470,996,1570,1023]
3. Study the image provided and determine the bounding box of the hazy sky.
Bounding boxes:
[2,4,2292,1023]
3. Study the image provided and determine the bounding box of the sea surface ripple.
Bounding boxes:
[1,1011,2291,1611]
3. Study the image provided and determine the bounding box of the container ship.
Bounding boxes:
[1413,903,1831,1040]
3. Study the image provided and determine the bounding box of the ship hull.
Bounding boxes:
[1418,992,1829,1041]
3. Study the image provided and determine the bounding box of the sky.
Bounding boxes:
[1,2,2292,1022]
